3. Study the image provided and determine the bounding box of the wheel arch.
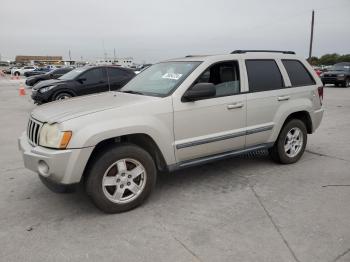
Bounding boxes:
[281,110,313,134]
[82,133,168,181]
[51,88,76,100]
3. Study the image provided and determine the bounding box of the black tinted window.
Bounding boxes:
[246,60,284,92]
[282,60,315,86]
[80,68,105,84]
[107,68,128,78]
[194,61,240,97]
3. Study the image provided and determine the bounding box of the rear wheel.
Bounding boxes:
[53,92,72,101]
[269,119,307,164]
[343,78,350,88]
[85,144,157,213]
[14,72,20,76]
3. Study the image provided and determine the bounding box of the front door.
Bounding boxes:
[77,67,109,95]
[173,61,246,162]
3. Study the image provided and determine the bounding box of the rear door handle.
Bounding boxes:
[227,102,244,109]
[277,96,290,101]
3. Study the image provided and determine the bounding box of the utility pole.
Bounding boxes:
[69,50,72,61]
[114,48,116,60]
[308,10,315,60]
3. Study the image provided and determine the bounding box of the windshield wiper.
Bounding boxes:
[119,90,145,95]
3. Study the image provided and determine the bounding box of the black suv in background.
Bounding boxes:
[31,66,135,104]
[321,62,350,87]
[26,67,74,87]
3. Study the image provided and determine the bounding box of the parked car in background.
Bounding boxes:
[24,67,52,77]
[3,66,19,74]
[26,67,74,87]
[321,62,350,87]
[19,50,324,213]
[11,66,37,76]
[133,64,152,74]
[31,65,135,104]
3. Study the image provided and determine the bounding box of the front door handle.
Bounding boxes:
[227,102,244,109]
[277,95,290,101]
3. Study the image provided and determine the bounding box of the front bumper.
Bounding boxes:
[18,133,94,185]
[321,77,345,84]
[31,90,50,103]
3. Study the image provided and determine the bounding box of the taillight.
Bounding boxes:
[317,86,324,105]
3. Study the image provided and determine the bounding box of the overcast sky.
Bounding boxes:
[0,0,349,63]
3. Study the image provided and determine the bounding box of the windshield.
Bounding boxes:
[120,61,201,97]
[58,67,86,80]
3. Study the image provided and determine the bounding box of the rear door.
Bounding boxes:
[245,59,286,147]
[107,67,134,90]
[77,67,109,95]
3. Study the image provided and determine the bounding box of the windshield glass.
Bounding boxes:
[59,67,86,80]
[120,61,201,97]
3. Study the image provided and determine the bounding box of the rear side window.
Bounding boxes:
[282,60,315,86]
[246,60,284,92]
[107,68,128,79]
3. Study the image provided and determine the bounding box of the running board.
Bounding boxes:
[168,143,274,172]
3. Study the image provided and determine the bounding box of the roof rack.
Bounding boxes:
[231,50,295,54]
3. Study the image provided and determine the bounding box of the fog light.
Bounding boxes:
[38,160,49,177]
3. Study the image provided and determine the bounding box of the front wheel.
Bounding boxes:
[53,92,72,101]
[85,144,157,213]
[269,119,307,164]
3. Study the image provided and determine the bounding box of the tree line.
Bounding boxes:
[309,53,350,66]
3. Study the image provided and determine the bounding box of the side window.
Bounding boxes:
[282,59,315,86]
[194,61,240,97]
[107,68,127,79]
[246,60,284,92]
[80,68,104,84]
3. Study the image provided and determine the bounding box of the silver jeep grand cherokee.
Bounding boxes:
[19,50,324,213]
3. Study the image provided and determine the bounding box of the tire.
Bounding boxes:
[344,78,350,88]
[85,144,157,213]
[53,92,72,101]
[269,119,307,164]
[14,71,20,76]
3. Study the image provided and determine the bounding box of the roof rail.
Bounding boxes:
[185,55,208,57]
[231,50,295,54]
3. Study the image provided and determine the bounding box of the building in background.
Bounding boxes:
[95,57,134,68]
[15,55,63,65]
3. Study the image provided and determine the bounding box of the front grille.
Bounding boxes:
[324,74,336,77]
[27,118,43,146]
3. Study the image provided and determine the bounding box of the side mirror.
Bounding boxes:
[77,78,86,83]
[182,83,216,102]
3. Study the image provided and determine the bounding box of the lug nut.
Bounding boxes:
[120,185,124,188]
[116,179,120,183]
[127,182,131,186]
[128,175,132,178]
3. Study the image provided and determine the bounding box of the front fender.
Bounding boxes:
[65,114,176,166]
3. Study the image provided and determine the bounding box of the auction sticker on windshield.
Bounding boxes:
[162,73,183,80]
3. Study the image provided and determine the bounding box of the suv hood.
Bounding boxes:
[324,70,348,75]
[31,92,159,123]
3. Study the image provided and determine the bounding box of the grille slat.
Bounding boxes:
[27,118,43,146]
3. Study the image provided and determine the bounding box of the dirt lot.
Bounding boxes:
[0,75,349,262]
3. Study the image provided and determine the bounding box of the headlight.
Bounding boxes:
[39,85,55,93]
[39,123,72,149]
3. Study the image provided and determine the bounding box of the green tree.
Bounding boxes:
[318,53,340,65]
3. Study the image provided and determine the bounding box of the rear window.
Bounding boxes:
[246,60,284,92]
[282,60,315,86]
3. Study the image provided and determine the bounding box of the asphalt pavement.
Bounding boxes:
[0,75,349,262]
